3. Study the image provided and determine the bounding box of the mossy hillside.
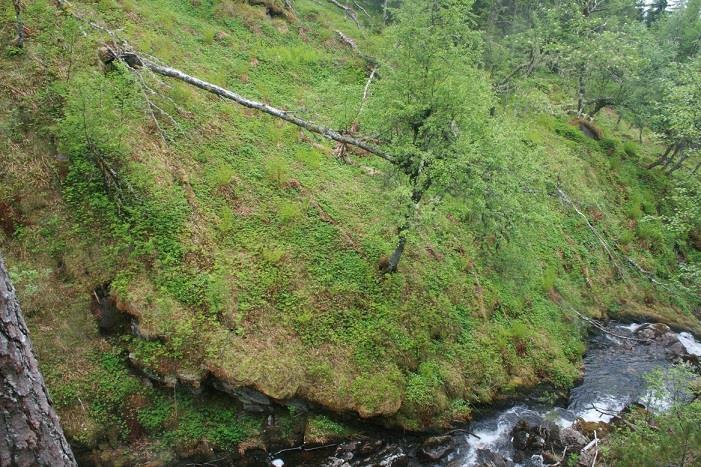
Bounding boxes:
[0,0,698,448]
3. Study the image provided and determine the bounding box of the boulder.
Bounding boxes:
[558,427,588,450]
[476,449,514,467]
[418,435,454,461]
[511,421,532,451]
[635,323,671,340]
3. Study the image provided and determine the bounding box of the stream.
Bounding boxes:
[273,322,701,467]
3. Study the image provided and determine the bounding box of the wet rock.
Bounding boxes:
[418,435,453,461]
[382,452,409,467]
[358,440,383,455]
[665,340,688,359]
[523,455,544,467]
[512,421,531,451]
[476,449,514,467]
[635,323,671,340]
[558,427,588,450]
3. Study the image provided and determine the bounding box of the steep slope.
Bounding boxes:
[1,0,699,462]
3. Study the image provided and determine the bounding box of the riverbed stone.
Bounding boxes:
[476,449,514,467]
[418,435,453,461]
[558,427,588,449]
[635,323,671,340]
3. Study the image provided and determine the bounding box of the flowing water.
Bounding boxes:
[274,323,701,467]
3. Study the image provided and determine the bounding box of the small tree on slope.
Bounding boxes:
[363,0,494,272]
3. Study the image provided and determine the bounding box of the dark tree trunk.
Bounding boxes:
[647,144,675,169]
[386,233,407,273]
[577,70,586,117]
[662,143,683,170]
[667,151,689,174]
[13,0,24,48]
[0,255,77,467]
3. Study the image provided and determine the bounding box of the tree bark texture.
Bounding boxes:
[0,255,77,467]
[386,234,406,273]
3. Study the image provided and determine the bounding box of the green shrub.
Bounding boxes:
[599,137,618,155]
[622,141,638,158]
[278,201,301,223]
[265,157,290,186]
[262,246,286,263]
[554,122,586,143]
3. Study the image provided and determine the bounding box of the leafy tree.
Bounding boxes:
[647,58,701,173]
[605,364,701,466]
[540,0,645,116]
[645,0,669,26]
[364,0,494,272]
[663,0,701,60]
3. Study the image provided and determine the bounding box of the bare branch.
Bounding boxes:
[54,0,395,164]
[326,0,360,27]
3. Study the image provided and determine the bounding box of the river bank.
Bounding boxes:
[271,321,701,467]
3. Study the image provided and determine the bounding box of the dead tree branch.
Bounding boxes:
[326,0,360,27]
[54,0,395,164]
[556,186,622,273]
[563,303,651,343]
[136,57,394,163]
[334,66,377,163]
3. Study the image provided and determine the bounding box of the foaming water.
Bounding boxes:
[452,323,700,466]
[277,324,701,467]
[679,332,701,356]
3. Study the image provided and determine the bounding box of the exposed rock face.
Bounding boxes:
[0,256,77,466]
[211,380,273,413]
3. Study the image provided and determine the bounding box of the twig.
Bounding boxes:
[556,186,620,272]
[268,443,339,457]
[443,427,481,439]
[589,403,652,432]
[353,0,371,20]
[326,0,360,27]
[555,185,691,298]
